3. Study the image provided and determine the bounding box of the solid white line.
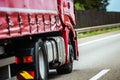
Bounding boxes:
[78,33,120,47]
[89,69,110,80]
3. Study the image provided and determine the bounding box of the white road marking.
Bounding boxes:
[89,69,110,80]
[78,33,120,47]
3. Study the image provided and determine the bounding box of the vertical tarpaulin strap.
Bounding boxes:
[19,71,34,80]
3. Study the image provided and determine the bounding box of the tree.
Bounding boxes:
[74,0,85,10]
[74,0,109,11]
[100,0,109,11]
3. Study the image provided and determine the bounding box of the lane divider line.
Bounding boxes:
[89,69,110,80]
[78,33,120,47]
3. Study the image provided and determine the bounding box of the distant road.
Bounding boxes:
[49,31,120,80]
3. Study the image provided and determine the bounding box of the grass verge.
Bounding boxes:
[77,27,120,39]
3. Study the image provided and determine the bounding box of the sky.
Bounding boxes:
[107,0,120,12]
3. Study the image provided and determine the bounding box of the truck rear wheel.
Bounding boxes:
[34,40,48,80]
[57,45,74,74]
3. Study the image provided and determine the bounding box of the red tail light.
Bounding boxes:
[23,56,33,63]
[15,57,19,64]
[15,56,33,64]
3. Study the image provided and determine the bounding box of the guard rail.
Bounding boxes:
[75,23,120,34]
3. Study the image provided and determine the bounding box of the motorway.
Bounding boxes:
[48,30,120,80]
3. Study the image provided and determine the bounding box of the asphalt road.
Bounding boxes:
[48,31,120,80]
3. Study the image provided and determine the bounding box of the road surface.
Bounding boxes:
[48,31,120,80]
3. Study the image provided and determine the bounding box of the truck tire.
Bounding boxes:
[34,40,48,80]
[57,45,74,74]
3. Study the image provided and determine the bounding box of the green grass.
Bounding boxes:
[77,27,120,39]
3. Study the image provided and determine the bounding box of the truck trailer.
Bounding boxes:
[0,0,79,80]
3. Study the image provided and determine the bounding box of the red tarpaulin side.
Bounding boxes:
[0,0,62,39]
[0,0,58,11]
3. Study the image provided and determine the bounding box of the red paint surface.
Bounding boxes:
[0,0,58,10]
[0,0,61,39]
[62,27,69,64]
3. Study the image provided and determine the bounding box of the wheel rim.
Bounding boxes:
[39,47,45,79]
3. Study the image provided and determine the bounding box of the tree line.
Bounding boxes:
[74,0,109,11]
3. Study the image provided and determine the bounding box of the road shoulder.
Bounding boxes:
[78,30,120,44]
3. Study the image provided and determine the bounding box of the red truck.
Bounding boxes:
[0,0,79,80]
